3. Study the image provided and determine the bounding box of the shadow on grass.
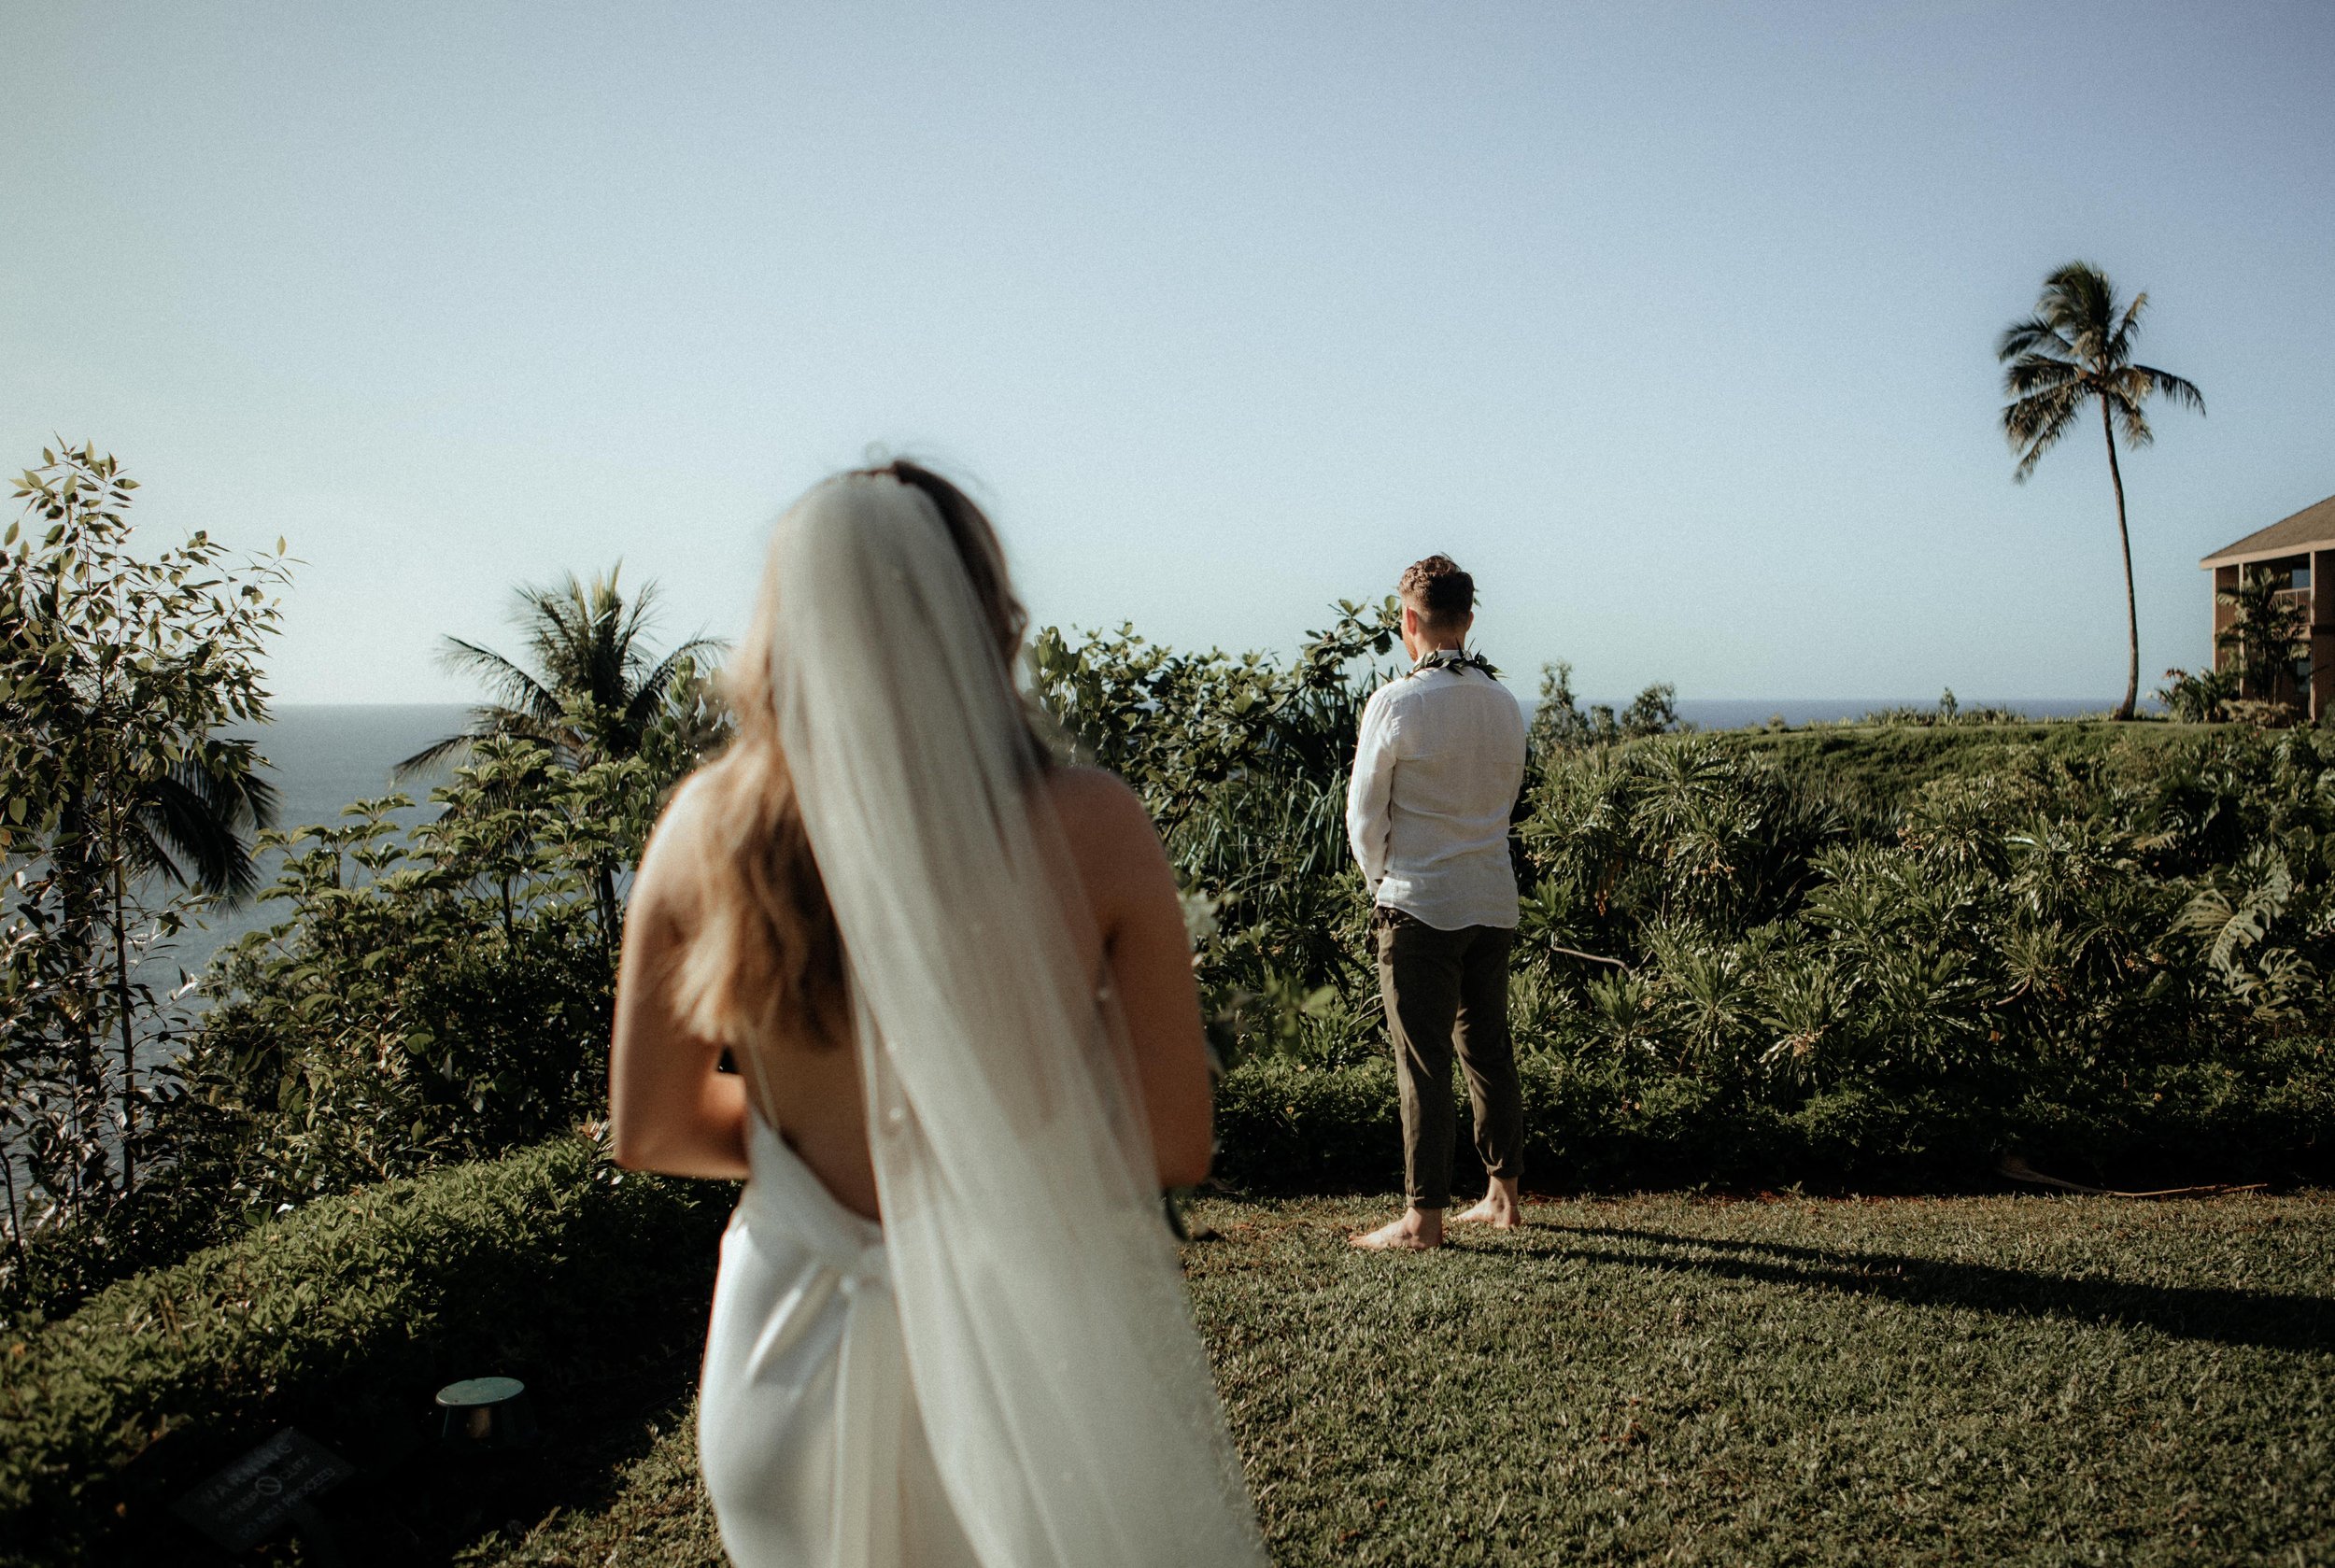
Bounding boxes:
[1509,1224,2335,1356]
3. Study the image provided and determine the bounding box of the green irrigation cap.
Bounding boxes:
[434,1376,537,1448]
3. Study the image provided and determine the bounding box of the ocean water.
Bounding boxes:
[1658,697,2144,728]
[170,705,473,982]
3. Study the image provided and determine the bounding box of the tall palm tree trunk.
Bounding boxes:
[2102,399,2138,721]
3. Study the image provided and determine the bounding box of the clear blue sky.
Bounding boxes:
[4,2,2329,704]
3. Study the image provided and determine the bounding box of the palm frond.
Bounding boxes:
[2106,290,2149,365]
[392,729,478,780]
[190,738,279,836]
[2002,353,2083,398]
[2002,383,2084,481]
[2132,363,2206,417]
[394,704,573,778]
[2041,261,2116,361]
[137,770,262,899]
[518,574,594,688]
[611,591,662,684]
[620,637,726,735]
[438,637,562,721]
[2106,387,2157,448]
[237,769,280,836]
[1995,315,2073,363]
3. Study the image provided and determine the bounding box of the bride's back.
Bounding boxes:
[621,756,1193,1221]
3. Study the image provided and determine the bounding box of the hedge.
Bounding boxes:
[0,1134,730,1567]
[1210,1044,2335,1196]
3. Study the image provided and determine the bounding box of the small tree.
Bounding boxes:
[0,445,284,1239]
[2215,571,2311,708]
[2157,666,2239,723]
[1530,661,1679,756]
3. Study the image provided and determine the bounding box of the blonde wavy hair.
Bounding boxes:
[672,460,1040,1051]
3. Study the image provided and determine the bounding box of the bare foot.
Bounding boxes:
[1450,1180,1523,1229]
[1349,1208,1444,1250]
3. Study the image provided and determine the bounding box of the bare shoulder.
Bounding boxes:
[631,767,722,924]
[1042,766,1168,892]
[1043,765,1154,842]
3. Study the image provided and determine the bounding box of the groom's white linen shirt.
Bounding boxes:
[1345,660,1528,931]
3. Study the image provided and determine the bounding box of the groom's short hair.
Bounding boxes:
[1398,555,1474,631]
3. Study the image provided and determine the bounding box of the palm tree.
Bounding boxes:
[398,566,720,776]
[398,567,721,952]
[1998,261,2205,720]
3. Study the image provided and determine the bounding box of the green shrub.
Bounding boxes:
[0,1134,729,1567]
[1214,1057,1406,1193]
[1211,1040,2335,1198]
[1711,720,2213,811]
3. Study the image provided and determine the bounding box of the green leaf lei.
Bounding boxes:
[1410,647,1501,680]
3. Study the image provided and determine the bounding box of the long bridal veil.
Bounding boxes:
[757,473,1266,1568]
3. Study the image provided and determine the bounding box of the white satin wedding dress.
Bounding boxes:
[697,1111,978,1568]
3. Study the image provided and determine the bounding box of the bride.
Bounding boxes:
[606,461,1266,1568]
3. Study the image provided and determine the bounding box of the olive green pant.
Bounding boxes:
[1372,907,1523,1210]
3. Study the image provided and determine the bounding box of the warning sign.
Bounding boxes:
[171,1427,355,1552]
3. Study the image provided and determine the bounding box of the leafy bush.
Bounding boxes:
[1507,730,2335,1184]
[1526,660,1679,751]
[1044,609,2335,1190]
[2,448,720,1324]
[2158,665,2240,724]
[0,1132,729,1567]
[1032,604,1407,1067]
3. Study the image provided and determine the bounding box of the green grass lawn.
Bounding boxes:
[468,1192,2332,1568]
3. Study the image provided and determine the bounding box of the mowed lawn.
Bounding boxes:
[472,1193,2333,1568]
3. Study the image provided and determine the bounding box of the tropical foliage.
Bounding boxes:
[0,446,285,1263]
[2215,567,2311,703]
[1032,604,1408,1055]
[1042,618,2332,1192]
[4,740,713,1322]
[0,452,735,1318]
[401,566,723,776]
[1527,660,1679,753]
[181,747,632,1208]
[2158,663,2241,724]
[11,489,2331,1325]
[1998,261,2205,720]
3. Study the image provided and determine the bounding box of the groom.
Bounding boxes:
[1345,555,1528,1250]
